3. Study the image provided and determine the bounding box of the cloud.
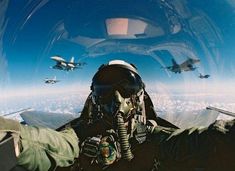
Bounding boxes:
[1,81,235,129]
[147,91,235,128]
[0,82,90,117]
[0,90,88,117]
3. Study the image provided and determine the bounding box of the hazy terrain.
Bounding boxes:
[0,90,234,128]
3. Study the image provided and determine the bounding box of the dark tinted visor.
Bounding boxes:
[92,65,144,102]
[94,83,141,101]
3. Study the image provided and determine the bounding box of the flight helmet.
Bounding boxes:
[91,60,145,123]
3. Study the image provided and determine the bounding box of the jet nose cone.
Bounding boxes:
[51,56,59,60]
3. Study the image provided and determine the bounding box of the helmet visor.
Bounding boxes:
[92,65,144,103]
[94,83,141,104]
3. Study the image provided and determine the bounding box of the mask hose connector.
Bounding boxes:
[116,112,134,161]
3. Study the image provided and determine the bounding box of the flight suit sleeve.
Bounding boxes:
[17,125,79,171]
[151,119,235,170]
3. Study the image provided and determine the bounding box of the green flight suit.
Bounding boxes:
[0,116,79,171]
[151,119,235,171]
[74,120,235,171]
[1,116,235,171]
[17,125,79,171]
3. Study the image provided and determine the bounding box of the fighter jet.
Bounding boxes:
[44,76,60,84]
[163,58,200,74]
[51,55,86,71]
[199,73,210,79]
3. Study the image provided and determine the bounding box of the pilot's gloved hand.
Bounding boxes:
[81,134,119,166]
[81,135,101,158]
[146,120,158,133]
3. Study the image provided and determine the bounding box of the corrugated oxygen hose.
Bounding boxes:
[116,112,134,161]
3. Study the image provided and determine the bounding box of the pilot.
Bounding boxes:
[1,60,235,171]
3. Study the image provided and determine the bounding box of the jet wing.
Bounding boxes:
[65,61,87,67]
[181,58,200,68]
[20,111,78,130]
[158,108,220,129]
[206,106,235,117]
[179,60,191,69]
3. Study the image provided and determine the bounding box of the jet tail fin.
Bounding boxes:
[171,59,178,66]
[70,56,74,63]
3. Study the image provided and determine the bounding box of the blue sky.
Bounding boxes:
[1,0,235,96]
